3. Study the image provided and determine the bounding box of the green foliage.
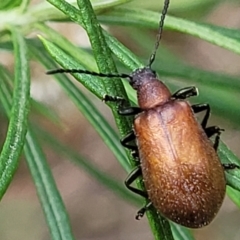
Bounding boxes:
[0,0,240,239]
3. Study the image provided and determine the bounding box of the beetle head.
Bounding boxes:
[129,67,156,90]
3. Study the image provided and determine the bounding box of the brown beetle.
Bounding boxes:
[47,0,239,228]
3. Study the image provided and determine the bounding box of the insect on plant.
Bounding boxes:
[47,0,240,228]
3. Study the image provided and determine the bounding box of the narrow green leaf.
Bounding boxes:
[46,0,132,136]
[0,65,13,109]
[24,128,75,240]
[39,37,106,97]
[19,0,31,13]
[98,7,240,55]
[171,223,194,240]
[0,0,22,10]
[30,39,130,172]
[35,124,142,206]
[227,186,240,209]
[219,142,240,192]
[91,0,132,11]
[76,0,133,137]
[76,0,117,76]
[0,55,75,240]
[35,23,98,71]
[44,0,132,23]
[145,210,174,240]
[0,27,30,199]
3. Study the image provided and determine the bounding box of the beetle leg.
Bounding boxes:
[125,166,147,198]
[131,149,140,159]
[118,107,142,116]
[204,126,223,139]
[121,131,139,160]
[211,128,221,150]
[204,126,224,151]
[191,104,226,149]
[136,202,153,220]
[222,163,240,170]
[126,166,153,219]
[103,95,142,116]
[205,126,225,153]
[103,95,125,103]
[121,131,136,150]
[203,128,240,170]
[172,86,198,99]
[191,103,211,128]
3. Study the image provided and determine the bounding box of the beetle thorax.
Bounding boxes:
[137,80,171,109]
[130,67,171,109]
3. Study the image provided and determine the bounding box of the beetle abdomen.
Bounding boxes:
[134,100,226,228]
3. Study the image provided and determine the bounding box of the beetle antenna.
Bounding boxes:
[47,68,131,79]
[148,0,169,68]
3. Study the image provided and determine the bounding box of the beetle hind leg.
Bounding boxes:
[222,163,240,170]
[136,202,153,220]
[125,167,153,219]
[125,166,147,198]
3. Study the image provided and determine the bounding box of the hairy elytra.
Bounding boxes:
[47,0,239,228]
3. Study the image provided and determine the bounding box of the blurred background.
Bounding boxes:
[0,0,240,239]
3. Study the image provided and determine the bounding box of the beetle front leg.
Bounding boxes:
[172,86,198,99]
[103,95,142,116]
